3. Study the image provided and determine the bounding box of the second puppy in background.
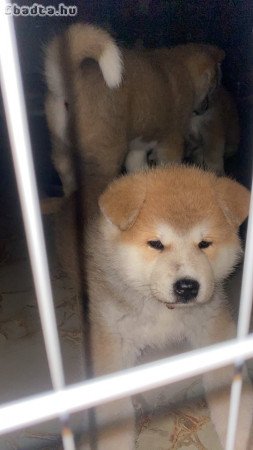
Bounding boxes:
[125,86,239,174]
[45,23,224,196]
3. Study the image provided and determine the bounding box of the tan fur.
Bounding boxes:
[186,86,240,173]
[56,165,252,450]
[40,196,64,215]
[100,167,249,231]
[45,23,224,196]
[125,87,239,175]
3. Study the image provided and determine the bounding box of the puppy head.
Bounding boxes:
[99,166,250,309]
[185,44,225,109]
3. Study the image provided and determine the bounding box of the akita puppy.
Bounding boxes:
[45,23,224,196]
[56,166,252,449]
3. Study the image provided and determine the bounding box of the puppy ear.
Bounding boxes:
[205,45,225,64]
[216,177,251,227]
[99,175,146,230]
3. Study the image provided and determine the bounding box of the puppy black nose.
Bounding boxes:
[173,278,199,303]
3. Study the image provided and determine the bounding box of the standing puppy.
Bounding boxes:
[56,166,253,450]
[45,23,224,196]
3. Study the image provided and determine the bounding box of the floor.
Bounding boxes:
[0,193,252,450]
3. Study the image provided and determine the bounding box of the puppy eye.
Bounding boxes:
[148,240,164,251]
[198,240,212,249]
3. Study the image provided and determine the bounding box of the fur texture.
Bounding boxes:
[125,87,239,174]
[56,165,252,450]
[45,23,224,196]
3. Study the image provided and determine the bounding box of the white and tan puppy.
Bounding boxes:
[45,23,224,196]
[56,166,252,449]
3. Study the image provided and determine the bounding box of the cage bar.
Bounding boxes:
[0,2,75,449]
[0,336,252,435]
[225,176,253,450]
[0,1,252,449]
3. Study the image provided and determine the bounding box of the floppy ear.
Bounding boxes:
[216,177,251,227]
[98,175,146,230]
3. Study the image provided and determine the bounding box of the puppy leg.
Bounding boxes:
[51,137,77,196]
[203,138,225,174]
[124,137,158,173]
[78,325,137,450]
[201,119,226,174]
[84,141,127,180]
[191,309,253,449]
[45,93,77,196]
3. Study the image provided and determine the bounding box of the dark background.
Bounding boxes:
[0,0,253,198]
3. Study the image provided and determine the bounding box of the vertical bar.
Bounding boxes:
[0,0,65,394]
[237,177,253,339]
[0,2,75,449]
[225,176,253,450]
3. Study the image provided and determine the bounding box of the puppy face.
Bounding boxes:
[99,166,250,309]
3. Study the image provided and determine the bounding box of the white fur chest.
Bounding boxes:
[106,297,190,351]
[102,289,223,361]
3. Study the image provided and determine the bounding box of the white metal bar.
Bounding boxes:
[237,177,253,339]
[0,0,65,394]
[225,376,243,450]
[225,178,253,450]
[0,4,75,449]
[0,336,252,436]
[0,2,252,449]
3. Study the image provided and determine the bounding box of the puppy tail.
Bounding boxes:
[46,23,123,92]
